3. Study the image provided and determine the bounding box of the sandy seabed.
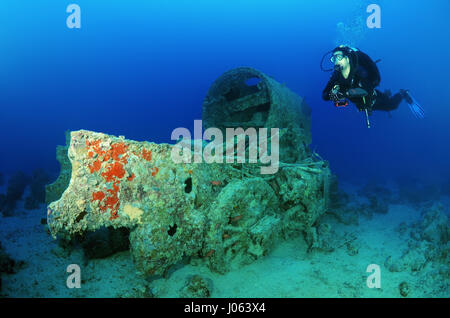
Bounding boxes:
[1,183,448,298]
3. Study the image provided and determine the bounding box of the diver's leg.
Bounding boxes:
[372,90,403,111]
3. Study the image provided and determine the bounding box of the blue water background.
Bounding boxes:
[0,0,449,185]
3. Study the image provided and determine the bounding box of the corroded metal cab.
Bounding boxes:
[202,67,313,163]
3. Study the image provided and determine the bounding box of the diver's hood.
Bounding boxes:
[332,45,359,58]
[320,45,359,72]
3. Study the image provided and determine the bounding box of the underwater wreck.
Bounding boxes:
[46,67,336,276]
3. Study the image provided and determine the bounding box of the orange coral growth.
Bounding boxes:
[141,149,152,161]
[151,167,159,177]
[85,138,131,221]
[86,139,107,171]
[128,173,135,181]
[98,204,107,213]
[110,211,119,220]
[92,191,105,202]
[86,139,129,164]
[92,140,102,151]
[89,159,102,174]
[86,139,102,152]
[111,143,128,161]
[95,182,121,220]
[105,190,119,209]
[101,161,126,182]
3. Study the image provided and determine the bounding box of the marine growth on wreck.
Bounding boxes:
[46,67,335,277]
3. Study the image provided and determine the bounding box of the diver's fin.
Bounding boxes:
[401,89,425,119]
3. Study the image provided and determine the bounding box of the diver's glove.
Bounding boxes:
[329,85,345,102]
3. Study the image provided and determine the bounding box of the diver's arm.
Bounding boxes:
[346,87,368,98]
[322,72,339,101]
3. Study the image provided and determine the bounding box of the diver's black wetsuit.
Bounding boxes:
[322,50,403,112]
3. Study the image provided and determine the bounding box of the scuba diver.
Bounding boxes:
[321,45,424,128]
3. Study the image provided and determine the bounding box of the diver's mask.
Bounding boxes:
[331,53,345,64]
[320,45,359,72]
